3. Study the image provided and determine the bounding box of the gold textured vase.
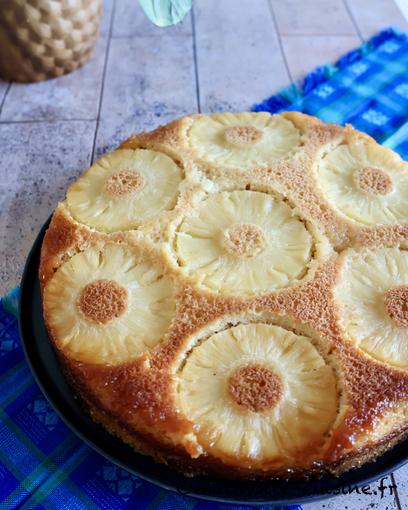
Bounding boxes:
[0,0,103,83]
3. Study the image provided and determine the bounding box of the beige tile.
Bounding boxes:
[100,0,115,36]
[195,0,289,112]
[0,0,115,122]
[346,0,408,40]
[0,35,108,122]
[94,33,197,157]
[271,0,357,35]
[112,0,192,37]
[0,120,95,293]
[282,35,360,81]
[302,475,398,510]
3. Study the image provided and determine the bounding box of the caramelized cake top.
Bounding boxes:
[40,112,408,478]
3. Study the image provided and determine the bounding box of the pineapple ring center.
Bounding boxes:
[223,223,266,258]
[384,285,408,328]
[78,279,128,324]
[105,170,146,197]
[224,125,263,146]
[354,167,392,195]
[228,363,283,412]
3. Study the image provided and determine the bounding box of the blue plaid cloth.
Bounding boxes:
[253,27,408,161]
[1,26,408,510]
[1,291,299,510]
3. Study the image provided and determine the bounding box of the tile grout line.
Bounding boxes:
[0,118,96,125]
[110,33,193,40]
[391,473,402,510]
[90,0,117,163]
[277,33,363,38]
[0,83,12,119]
[191,6,201,113]
[279,31,361,37]
[342,0,364,42]
[266,0,293,83]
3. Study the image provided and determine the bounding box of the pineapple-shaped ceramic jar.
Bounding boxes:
[0,0,102,82]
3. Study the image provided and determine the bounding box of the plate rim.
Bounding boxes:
[17,218,408,506]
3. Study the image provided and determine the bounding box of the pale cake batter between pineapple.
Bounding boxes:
[40,112,408,478]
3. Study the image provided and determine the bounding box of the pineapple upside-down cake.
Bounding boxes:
[40,112,408,478]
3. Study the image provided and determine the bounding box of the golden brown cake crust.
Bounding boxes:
[40,111,408,479]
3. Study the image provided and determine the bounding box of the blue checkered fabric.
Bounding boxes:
[253,27,408,161]
[1,292,300,510]
[1,26,408,510]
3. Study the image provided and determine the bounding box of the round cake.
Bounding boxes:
[40,111,408,479]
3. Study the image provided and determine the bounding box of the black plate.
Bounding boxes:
[18,219,408,506]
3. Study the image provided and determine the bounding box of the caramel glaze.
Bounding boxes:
[256,257,408,464]
[61,256,408,472]
[65,352,408,479]
[66,353,314,478]
[64,354,192,437]
[41,112,408,477]
[120,112,408,251]
[39,205,132,290]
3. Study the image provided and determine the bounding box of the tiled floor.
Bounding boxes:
[1,0,407,508]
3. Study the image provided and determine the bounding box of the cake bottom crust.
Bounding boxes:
[78,391,408,480]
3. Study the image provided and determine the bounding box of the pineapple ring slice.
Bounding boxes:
[66,149,182,232]
[188,112,300,169]
[175,190,314,295]
[334,247,408,369]
[317,140,408,226]
[43,244,175,365]
[177,323,337,463]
